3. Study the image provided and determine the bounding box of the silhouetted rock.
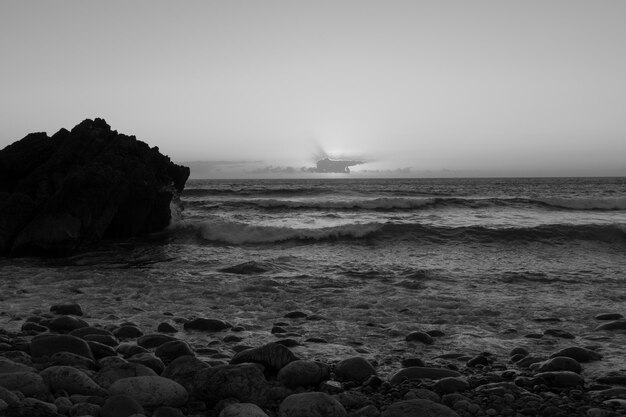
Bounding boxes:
[0,118,189,257]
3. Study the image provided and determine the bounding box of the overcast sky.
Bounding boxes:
[1,1,625,176]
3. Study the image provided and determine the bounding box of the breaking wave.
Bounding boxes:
[170,219,626,246]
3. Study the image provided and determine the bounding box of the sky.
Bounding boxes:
[1,1,625,177]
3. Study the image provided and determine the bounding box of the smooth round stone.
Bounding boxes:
[158,322,178,333]
[49,315,90,332]
[94,362,157,389]
[0,371,48,396]
[153,406,186,417]
[533,356,582,373]
[544,329,575,339]
[533,371,584,387]
[183,317,232,332]
[550,347,602,362]
[109,376,188,407]
[381,399,459,417]
[30,334,94,360]
[193,364,269,406]
[21,322,48,333]
[97,356,128,369]
[70,402,101,416]
[230,342,298,373]
[433,377,469,394]
[117,342,149,357]
[389,367,461,385]
[405,331,434,345]
[594,320,626,331]
[155,340,194,364]
[137,333,178,349]
[101,394,145,417]
[162,355,210,393]
[277,360,327,388]
[128,352,165,374]
[113,325,144,339]
[401,357,425,368]
[40,365,106,396]
[466,355,490,367]
[84,334,119,347]
[0,357,36,373]
[88,340,118,359]
[516,356,545,368]
[50,303,83,316]
[509,347,529,357]
[49,351,95,370]
[220,403,269,417]
[334,357,377,384]
[70,326,114,338]
[0,386,21,406]
[284,311,308,319]
[22,397,58,413]
[279,392,347,417]
[595,313,624,321]
[54,396,73,414]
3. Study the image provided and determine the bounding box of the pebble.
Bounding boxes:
[533,356,582,373]
[155,340,195,364]
[50,303,84,316]
[544,329,576,339]
[533,371,585,388]
[433,377,470,394]
[158,322,178,333]
[594,320,626,331]
[113,325,144,339]
[550,347,602,362]
[109,376,188,407]
[94,362,158,389]
[49,315,90,332]
[595,313,624,321]
[137,333,178,349]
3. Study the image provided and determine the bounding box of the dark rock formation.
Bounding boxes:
[0,118,190,257]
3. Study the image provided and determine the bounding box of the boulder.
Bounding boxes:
[277,360,328,388]
[279,392,346,417]
[155,340,194,364]
[162,355,210,393]
[0,118,189,257]
[230,342,298,373]
[108,376,188,407]
[127,352,165,374]
[549,346,602,362]
[533,371,584,388]
[533,356,582,373]
[220,403,269,417]
[30,334,94,360]
[137,333,177,348]
[183,318,232,332]
[0,357,36,373]
[389,367,461,385]
[193,364,269,406]
[101,394,145,417]
[50,303,83,316]
[40,365,105,396]
[48,315,90,332]
[0,371,48,397]
[94,362,157,389]
[381,399,459,417]
[334,357,377,384]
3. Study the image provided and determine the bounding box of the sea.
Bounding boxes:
[2,176,625,375]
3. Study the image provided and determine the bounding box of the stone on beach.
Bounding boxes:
[94,362,158,389]
[155,340,194,364]
[405,331,434,345]
[334,356,377,384]
[595,313,624,321]
[594,320,626,331]
[101,394,145,417]
[49,351,95,370]
[108,376,188,407]
[0,371,48,397]
[193,364,269,406]
[137,333,179,349]
[433,377,470,394]
[533,371,585,388]
[162,355,210,394]
[550,346,602,362]
[532,356,582,373]
[50,303,84,316]
[40,365,106,396]
[230,342,298,373]
[127,352,165,374]
[30,334,94,360]
[277,359,328,388]
[279,392,347,417]
[0,357,36,373]
[113,325,144,339]
[219,403,269,417]
[70,326,115,338]
[389,367,461,385]
[183,317,233,332]
[380,399,459,417]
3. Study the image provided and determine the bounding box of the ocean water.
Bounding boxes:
[2,177,626,375]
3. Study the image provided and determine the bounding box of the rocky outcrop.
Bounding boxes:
[0,118,189,256]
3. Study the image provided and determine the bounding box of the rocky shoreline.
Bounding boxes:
[0,303,625,416]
